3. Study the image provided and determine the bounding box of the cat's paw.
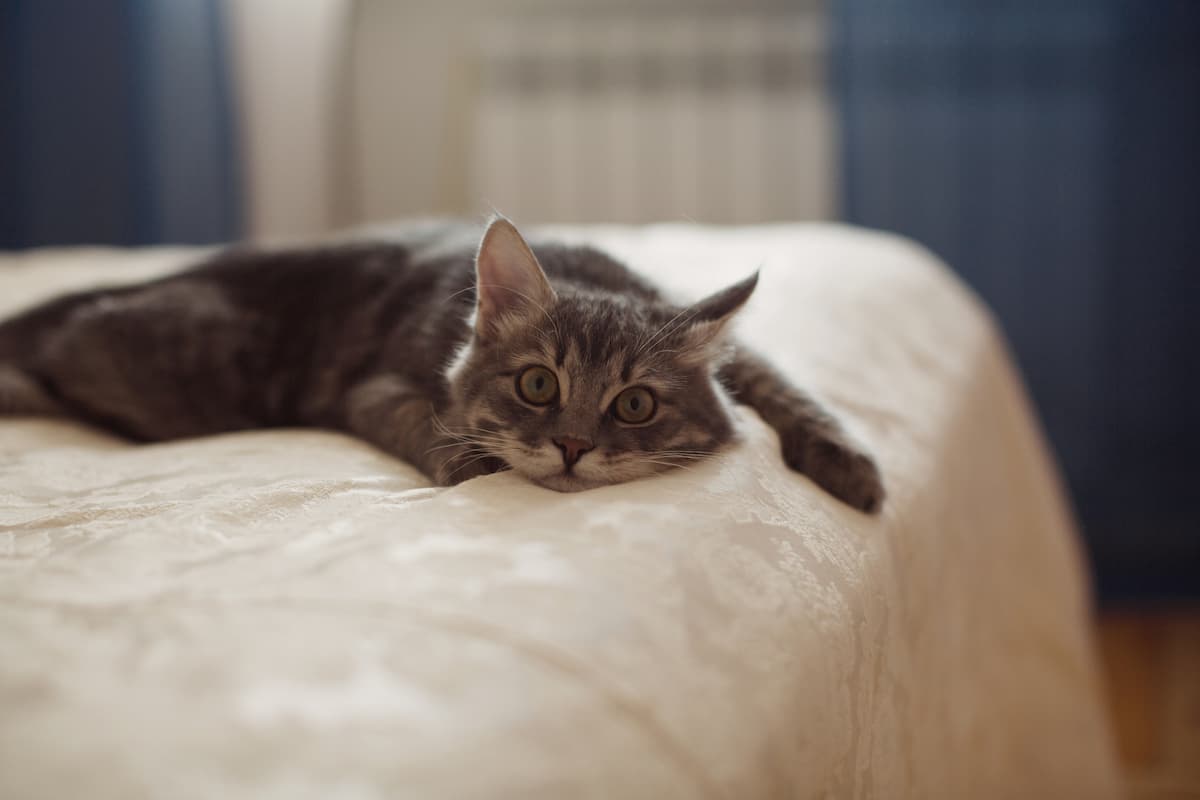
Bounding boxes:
[432,446,505,486]
[780,429,885,514]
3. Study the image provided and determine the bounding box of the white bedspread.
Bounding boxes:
[0,225,1120,799]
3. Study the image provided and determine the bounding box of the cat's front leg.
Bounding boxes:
[718,347,885,513]
[340,373,504,486]
[429,441,507,486]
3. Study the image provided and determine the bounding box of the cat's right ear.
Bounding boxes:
[679,271,759,352]
[474,217,557,341]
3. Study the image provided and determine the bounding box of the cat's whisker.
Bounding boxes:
[424,440,487,456]
[432,418,499,436]
[635,305,697,354]
[442,450,499,476]
[429,412,469,436]
[431,433,504,450]
[431,426,510,443]
[450,430,511,443]
[443,284,479,303]
[444,445,490,461]
[447,444,521,477]
[427,433,513,460]
[440,444,491,461]
[637,348,683,363]
[439,431,513,448]
[428,415,513,453]
[649,450,713,459]
[634,306,701,359]
[639,457,701,470]
[643,453,705,465]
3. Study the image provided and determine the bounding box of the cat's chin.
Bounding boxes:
[528,471,607,493]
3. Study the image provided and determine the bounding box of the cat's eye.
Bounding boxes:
[516,366,559,405]
[612,387,656,424]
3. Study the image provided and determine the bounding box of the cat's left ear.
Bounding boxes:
[474,217,558,341]
[681,271,759,349]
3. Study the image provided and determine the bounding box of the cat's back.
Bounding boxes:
[353,218,660,300]
[179,221,657,314]
[190,240,424,307]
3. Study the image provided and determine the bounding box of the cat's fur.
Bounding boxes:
[0,218,884,512]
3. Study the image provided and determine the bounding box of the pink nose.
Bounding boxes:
[553,436,594,469]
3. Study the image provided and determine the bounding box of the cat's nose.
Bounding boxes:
[553,436,594,469]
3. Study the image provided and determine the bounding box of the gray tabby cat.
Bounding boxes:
[0,218,884,512]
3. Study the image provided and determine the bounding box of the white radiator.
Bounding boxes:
[469,12,835,225]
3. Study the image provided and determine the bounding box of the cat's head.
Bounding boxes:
[442,218,756,491]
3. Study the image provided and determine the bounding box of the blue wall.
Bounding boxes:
[0,0,241,247]
[833,2,1200,603]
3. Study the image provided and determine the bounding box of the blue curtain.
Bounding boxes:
[0,0,242,247]
[833,2,1200,603]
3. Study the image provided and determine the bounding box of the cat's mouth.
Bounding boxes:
[502,446,611,492]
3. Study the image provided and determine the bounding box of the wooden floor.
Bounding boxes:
[1098,612,1200,800]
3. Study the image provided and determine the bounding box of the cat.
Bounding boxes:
[0,218,884,512]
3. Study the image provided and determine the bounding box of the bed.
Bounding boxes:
[0,225,1121,798]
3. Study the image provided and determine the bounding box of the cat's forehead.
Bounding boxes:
[491,294,693,387]
[504,329,685,401]
[507,329,630,377]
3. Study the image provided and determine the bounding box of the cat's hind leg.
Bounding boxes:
[31,282,266,441]
[0,286,119,419]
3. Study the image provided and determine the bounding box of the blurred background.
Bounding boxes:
[2,0,1198,787]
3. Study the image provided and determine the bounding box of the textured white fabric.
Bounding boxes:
[0,226,1120,799]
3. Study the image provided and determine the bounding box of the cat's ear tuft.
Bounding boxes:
[474,216,557,340]
[681,271,759,351]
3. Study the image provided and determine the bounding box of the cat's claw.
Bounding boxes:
[780,430,885,514]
